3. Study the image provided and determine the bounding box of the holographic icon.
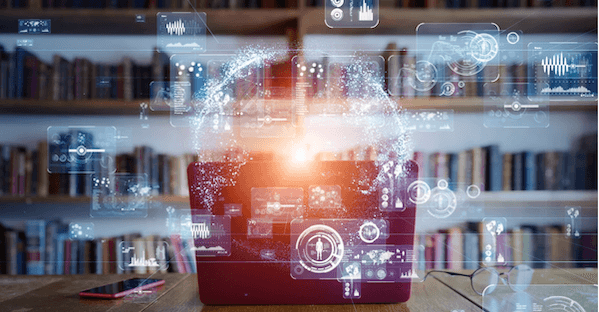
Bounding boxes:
[529,42,597,101]
[482,217,507,266]
[90,173,150,218]
[69,222,94,240]
[331,8,343,22]
[325,0,379,28]
[566,206,581,238]
[379,160,407,211]
[157,12,206,53]
[119,241,169,271]
[48,126,117,174]
[192,215,231,256]
[484,82,549,128]
[358,0,373,22]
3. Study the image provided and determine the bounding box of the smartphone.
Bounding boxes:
[79,278,165,299]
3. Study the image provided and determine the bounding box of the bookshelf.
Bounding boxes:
[0,2,596,276]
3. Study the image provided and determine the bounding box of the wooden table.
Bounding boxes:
[0,269,595,312]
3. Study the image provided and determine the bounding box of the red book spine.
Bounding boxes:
[170,234,187,273]
[64,240,71,275]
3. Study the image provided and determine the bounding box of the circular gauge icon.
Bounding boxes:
[470,33,499,63]
[440,82,456,96]
[295,224,344,274]
[331,0,344,7]
[408,180,431,204]
[331,8,343,22]
[359,221,381,243]
[376,268,387,280]
[543,296,586,312]
[425,186,457,219]
[506,31,520,44]
[466,185,481,198]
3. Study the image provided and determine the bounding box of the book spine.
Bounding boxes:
[170,234,187,273]
[484,145,502,191]
[502,153,513,191]
[512,152,524,191]
[26,220,46,275]
[523,151,536,190]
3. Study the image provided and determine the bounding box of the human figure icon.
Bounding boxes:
[315,238,323,260]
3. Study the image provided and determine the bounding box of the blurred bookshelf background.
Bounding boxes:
[0,0,597,275]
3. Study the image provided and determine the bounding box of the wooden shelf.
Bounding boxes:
[0,7,595,35]
[1,190,595,205]
[1,98,595,115]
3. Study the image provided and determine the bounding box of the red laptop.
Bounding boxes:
[187,160,418,305]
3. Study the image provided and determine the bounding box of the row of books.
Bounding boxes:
[0,44,568,104]
[313,133,597,191]
[0,46,169,101]
[414,221,597,271]
[1,0,298,9]
[420,133,597,191]
[0,142,198,197]
[0,220,198,275]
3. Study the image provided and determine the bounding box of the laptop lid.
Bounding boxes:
[187,160,418,305]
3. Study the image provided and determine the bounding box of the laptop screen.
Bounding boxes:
[187,160,418,304]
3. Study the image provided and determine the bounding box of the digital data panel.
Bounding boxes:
[528,42,598,101]
[325,0,379,29]
[484,82,550,128]
[191,215,231,257]
[157,12,207,53]
[90,173,150,218]
[417,23,500,83]
[47,126,117,174]
[289,218,415,282]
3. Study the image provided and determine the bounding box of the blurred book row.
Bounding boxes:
[0,142,197,197]
[0,220,197,275]
[413,221,597,271]
[1,44,571,104]
[320,133,598,191]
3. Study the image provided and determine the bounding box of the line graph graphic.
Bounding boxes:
[166,19,186,36]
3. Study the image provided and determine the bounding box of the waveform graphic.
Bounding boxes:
[540,86,592,94]
[191,222,210,239]
[541,52,587,76]
[166,19,186,36]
